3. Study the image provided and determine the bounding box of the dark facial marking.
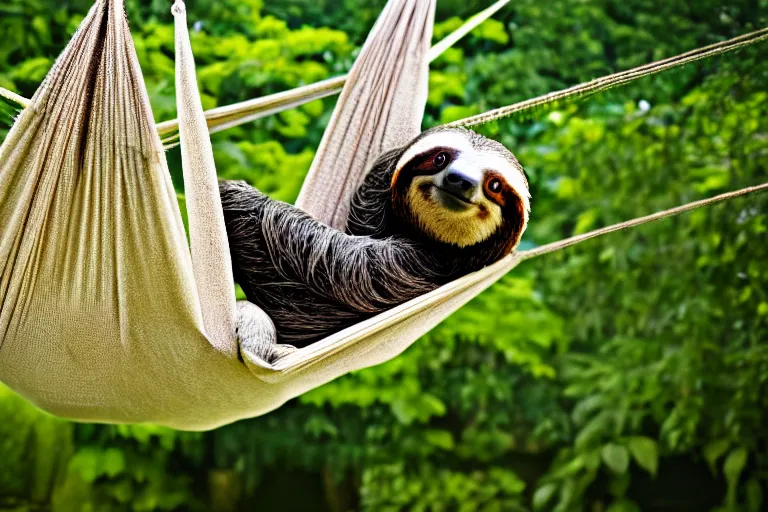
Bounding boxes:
[483,170,510,207]
[391,147,460,190]
[477,169,528,257]
[499,195,527,256]
[391,147,463,229]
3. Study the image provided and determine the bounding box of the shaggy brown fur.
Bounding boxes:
[220,127,529,348]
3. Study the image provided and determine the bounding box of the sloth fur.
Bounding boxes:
[220,127,530,349]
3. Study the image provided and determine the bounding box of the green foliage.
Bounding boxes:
[53,425,204,512]
[1,0,767,511]
[361,464,526,512]
[0,386,73,507]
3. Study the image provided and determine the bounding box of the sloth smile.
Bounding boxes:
[433,186,474,210]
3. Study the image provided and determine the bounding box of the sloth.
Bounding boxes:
[219,127,531,352]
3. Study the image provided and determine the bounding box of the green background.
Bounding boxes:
[1,0,767,510]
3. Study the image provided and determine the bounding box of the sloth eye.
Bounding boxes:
[488,178,502,193]
[433,152,449,169]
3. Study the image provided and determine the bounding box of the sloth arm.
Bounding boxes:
[221,181,439,312]
[219,181,442,347]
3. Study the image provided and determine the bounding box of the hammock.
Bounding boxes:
[0,0,766,431]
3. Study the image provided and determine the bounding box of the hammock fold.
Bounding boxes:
[295,0,435,228]
[0,0,218,427]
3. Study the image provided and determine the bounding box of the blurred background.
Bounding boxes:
[1,0,767,510]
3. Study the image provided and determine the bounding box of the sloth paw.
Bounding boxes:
[235,300,283,363]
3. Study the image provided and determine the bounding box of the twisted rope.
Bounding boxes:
[449,28,768,127]
[518,182,768,261]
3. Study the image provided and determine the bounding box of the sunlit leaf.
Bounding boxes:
[628,437,658,477]
[601,444,630,475]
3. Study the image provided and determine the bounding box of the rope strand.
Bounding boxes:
[0,86,31,108]
[449,28,768,128]
[517,182,768,261]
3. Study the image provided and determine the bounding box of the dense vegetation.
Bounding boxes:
[1,0,767,510]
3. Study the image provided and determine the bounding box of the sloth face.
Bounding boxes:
[391,128,530,250]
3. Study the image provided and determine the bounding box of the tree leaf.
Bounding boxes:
[423,429,454,451]
[628,437,658,477]
[601,444,630,475]
[724,447,748,496]
[606,499,641,512]
[746,478,763,512]
[703,439,730,475]
[69,448,102,483]
[103,448,126,478]
[533,483,558,511]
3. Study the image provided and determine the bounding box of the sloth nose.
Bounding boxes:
[443,169,479,198]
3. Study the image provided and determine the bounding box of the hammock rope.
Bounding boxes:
[0,86,30,108]
[449,27,768,128]
[517,182,768,262]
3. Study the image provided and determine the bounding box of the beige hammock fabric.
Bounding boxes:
[0,0,223,429]
[0,0,432,429]
[0,0,502,431]
[1,0,766,431]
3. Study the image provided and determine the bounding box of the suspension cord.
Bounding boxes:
[518,182,768,261]
[449,28,768,128]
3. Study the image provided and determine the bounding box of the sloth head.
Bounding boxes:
[386,127,530,255]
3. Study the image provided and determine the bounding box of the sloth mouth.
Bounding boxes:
[433,186,475,210]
